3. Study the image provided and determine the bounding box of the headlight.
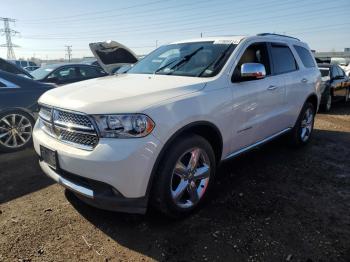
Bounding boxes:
[93,114,155,138]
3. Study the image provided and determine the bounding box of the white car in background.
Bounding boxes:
[33,33,321,218]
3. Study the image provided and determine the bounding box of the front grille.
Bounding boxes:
[39,106,99,150]
[55,110,94,130]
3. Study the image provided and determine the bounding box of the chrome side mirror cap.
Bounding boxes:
[241,63,266,79]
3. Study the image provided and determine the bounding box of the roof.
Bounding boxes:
[171,36,247,45]
[171,33,304,46]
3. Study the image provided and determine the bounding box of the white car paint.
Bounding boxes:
[33,34,321,210]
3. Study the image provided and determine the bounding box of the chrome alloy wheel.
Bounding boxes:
[170,147,211,209]
[300,108,314,142]
[0,114,33,149]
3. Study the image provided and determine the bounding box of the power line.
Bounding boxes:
[65,45,72,61]
[0,17,19,59]
[21,6,348,40]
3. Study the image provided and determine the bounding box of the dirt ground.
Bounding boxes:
[0,103,349,262]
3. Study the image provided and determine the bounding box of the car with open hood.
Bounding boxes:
[33,34,321,218]
[89,40,138,74]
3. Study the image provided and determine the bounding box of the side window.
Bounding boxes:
[29,61,36,66]
[331,66,338,78]
[48,67,78,81]
[337,67,345,77]
[79,66,100,78]
[294,45,316,68]
[20,61,28,67]
[232,42,271,82]
[270,44,298,74]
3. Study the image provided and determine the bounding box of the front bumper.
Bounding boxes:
[33,120,163,213]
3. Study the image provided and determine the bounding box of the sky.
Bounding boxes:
[0,0,349,60]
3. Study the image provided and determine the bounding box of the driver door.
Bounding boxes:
[229,42,285,153]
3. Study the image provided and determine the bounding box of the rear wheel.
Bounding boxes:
[321,90,332,112]
[288,102,315,147]
[0,110,34,152]
[151,135,216,218]
[345,87,350,102]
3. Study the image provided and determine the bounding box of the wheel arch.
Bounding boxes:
[145,121,223,198]
[0,107,36,121]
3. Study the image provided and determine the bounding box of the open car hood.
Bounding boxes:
[89,41,138,74]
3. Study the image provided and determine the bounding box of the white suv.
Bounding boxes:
[33,34,321,217]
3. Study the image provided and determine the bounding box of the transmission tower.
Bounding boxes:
[65,45,72,62]
[0,17,19,60]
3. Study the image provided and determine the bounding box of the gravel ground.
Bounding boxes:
[0,103,349,262]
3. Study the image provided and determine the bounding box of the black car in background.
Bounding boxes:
[0,70,54,152]
[0,58,34,79]
[318,63,350,111]
[30,63,107,85]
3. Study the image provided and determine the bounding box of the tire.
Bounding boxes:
[151,134,216,218]
[345,87,350,103]
[321,88,332,112]
[288,102,315,147]
[0,110,35,153]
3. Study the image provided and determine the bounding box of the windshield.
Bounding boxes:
[128,41,236,77]
[31,66,55,80]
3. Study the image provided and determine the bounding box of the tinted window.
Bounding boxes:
[20,61,27,67]
[79,66,100,78]
[29,61,36,66]
[15,61,21,66]
[49,67,78,81]
[336,66,345,77]
[294,45,315,68]
[270,44,297,74]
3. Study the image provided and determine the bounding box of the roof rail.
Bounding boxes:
[257,33,300,41]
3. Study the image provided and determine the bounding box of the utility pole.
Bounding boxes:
[0,17,19,60]
[65,45,72,62]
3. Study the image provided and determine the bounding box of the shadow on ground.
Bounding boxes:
[66,128,350,261]
[0,148,53,204]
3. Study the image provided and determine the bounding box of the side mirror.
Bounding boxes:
[241,63,266,79]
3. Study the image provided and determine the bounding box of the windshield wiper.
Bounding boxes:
[153,46,204,75]
[153,58,180,74]
[167,46,204,74]
[197,44,233,77]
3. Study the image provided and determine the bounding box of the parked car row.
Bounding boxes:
[318,63,350,111]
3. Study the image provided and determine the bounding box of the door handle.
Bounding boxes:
[267,85,277,90]
[301,78,308,83]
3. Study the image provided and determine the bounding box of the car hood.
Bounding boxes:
[89,40,138,74]
[39,74,208,114]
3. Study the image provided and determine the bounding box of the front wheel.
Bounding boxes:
[151,135,216,218]
[0,110,34,153]
[288,102,315,147]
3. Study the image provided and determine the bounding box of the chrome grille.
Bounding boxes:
[55,110,94,130]
[39,106,98,150]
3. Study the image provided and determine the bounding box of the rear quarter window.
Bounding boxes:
[294,45,316,68]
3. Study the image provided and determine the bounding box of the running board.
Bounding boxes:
[224,128,291,160]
